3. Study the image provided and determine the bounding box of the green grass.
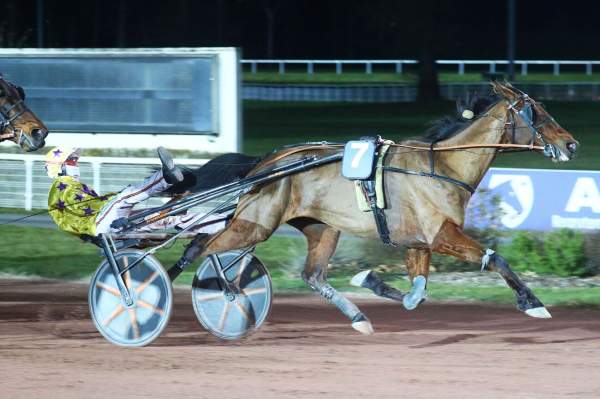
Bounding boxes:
[243,100,600,170]
[243,72,600,85]
[0,207,30,215]
[2,225,599,307]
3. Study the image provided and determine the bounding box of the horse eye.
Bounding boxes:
[17,87,25,100]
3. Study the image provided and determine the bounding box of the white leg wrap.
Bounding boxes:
[481,249,496,272]
[402,275,427,311]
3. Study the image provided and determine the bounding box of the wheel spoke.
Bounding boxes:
[96,281,120,297]
[128,308,140,339]
[218,302,231,331]
[103,304,125,327]
[242,287,266,296]
[234,301,250,323]
[196,292,224,302]
[137,299,164,316]
[135,271,159,295]
[235,256,251,286]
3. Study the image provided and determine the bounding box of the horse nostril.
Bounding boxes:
[566,142,578,153]
[31,129,47,141]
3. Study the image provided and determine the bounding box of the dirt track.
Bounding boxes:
[1,278,599,399]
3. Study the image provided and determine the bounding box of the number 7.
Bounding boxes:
[350,142,369,168]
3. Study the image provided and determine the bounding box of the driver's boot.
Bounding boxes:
[157,146,184,184]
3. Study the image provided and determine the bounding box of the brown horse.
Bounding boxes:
[170,81,579,334]
[0,75,48,152]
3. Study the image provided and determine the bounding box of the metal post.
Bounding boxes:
[93,162,101,194]
[307,62,313,75]
[36,0,44,48]
[553,62,560,76]
[99,234,133,306]
[251,62,257,74]
[278,62,285,74]
[521,62,528,76]
[24,159,33,211]
[507,0,516,80]
[336,62,342,75]
[395,62,403,74]
[490,63,496,74]
[586,63,592,76]
[458,63,465,75]
[365,62,372,74]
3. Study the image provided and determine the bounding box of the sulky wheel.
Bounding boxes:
[88,250,173,347]
[192,250,272,340]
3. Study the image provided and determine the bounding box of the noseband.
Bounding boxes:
[506,95,558,158]
[0,85,33,148]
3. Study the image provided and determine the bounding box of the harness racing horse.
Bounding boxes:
[169,81,579,335]
[0,75,48,152]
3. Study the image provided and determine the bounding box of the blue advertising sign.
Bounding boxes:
[466,168,600,231]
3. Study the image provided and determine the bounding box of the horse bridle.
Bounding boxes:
[506,94,559,159]
[0,80,34,148]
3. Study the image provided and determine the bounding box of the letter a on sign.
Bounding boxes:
[565,177,600,213]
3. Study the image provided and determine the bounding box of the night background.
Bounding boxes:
[1,0,598,59]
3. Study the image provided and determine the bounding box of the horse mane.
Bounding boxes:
[420,90,500,143]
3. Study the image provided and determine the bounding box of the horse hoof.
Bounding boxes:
[403,275,427,311]
[525,306,552,319]
[352,320,374,335]
[350,270,372,288]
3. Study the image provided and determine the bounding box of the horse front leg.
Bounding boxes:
[290,219,374,335]
[431,220,551,318]
[402,248,431,310]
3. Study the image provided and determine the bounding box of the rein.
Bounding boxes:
[266,93,554,194]
[389,142,545,152]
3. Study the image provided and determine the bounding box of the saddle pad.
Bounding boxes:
[342,140,377,180]
[354,143,391,211]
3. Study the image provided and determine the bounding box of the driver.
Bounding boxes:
[45,146,224,237]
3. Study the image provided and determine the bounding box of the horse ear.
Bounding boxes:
[490,81,519,101]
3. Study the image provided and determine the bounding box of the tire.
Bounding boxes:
[192,250,272,340]
[88,250,173,347]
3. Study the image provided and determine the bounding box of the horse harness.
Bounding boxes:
[0,78,31,147]
[342,95,556,246]
[505,94,560,159]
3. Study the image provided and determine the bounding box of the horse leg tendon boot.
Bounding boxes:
[304,271,374,335]
[482,249,551,319]
[402,275,427,311]
[350,270,405,302]
[167,256,191,281]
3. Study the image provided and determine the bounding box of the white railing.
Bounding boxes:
[242,59,600,76]
[0,154,208,211]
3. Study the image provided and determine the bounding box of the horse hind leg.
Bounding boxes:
[167,218,276,281]
[349,248,429,311]
[289,218,374,335]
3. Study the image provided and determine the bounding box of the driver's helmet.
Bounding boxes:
[44,146,81,178]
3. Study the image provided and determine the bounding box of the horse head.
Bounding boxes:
[0,75,48,152]
[491,81,578,162]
